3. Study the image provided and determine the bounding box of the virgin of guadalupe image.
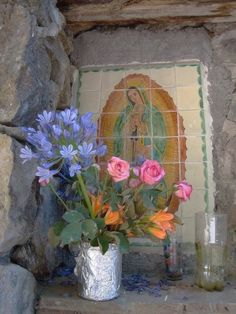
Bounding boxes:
[99,73,186,212]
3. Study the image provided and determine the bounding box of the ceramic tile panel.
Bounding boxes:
[100,90,126,113]
[101,70,126,90]
[78,90,100,114]
[181,162,207,190]
[78,63,214,243]
[176,85,202,110]
[150,66,175,87]
[179,110,205,135]
[180,189,207,218]
[184,136,207,162]
[175,64,200,87]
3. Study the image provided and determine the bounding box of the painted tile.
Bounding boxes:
[184,136,207,162]
[79,71,102,91]
[150,66,175,87]
[98,112,125,138]
[124,69,151,88]
[152,111,178,137]
[179,110,204,135]
[181,162,207,189]
[152,137,179,163]
[181,189,207,218]
[101,69,126,90]
[100,89,126,113]
[175,65,200,86]
[78,91,100,113]
[150,88,177,112]
[176,85,202,110]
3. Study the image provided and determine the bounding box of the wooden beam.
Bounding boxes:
[57,0,236,33]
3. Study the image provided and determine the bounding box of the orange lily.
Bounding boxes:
[150,210,175,232]
[90,194,103,217]
[148,227,166,240]
[105,205,125,225]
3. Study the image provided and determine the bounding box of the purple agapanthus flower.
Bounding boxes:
[36,166,58,184]
[96,142,107,156]
[80,112,97,137]
[69,163,81,177]
[78,142,96,158]
[60,108,78,125]
[52,125,62,138]
[72,122,80,134]
[36,111,53,125]
[20,106,107,178]
[60,145,77,160]
[20,146,36,164]
[63,129,71,139]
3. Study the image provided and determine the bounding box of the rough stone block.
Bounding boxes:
[0,263,36,314]
[0,1,72,126]
[0,134,37,256]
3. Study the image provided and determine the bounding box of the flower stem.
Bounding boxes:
[77,173,95,219]
[49,182,70,212]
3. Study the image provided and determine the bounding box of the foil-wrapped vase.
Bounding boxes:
[74,243,122,301]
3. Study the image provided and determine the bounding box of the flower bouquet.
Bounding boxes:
[20,107,192,300]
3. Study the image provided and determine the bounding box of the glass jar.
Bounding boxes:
[195,212,227,291]
[163,226,183,280]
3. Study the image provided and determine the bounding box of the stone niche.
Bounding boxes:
[1,0,236,313]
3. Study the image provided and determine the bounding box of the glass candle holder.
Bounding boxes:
[163,225,183,281]
[195,212,227,291]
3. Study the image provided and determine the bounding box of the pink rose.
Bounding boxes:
[107,157,130,182]
[175,181,192,201]
[140,160,165,185]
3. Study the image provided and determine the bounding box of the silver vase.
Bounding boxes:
[74,243,122,301]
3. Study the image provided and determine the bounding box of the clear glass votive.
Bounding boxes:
[163,225,183,281]
[195,212,227,291]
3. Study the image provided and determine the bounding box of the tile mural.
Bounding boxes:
[78,63,214,243]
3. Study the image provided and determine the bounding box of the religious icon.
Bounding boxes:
[99,73,186,212]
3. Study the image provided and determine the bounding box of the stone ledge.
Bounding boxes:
[36,277,236,314]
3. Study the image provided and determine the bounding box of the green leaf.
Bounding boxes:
[98,234,110,254]
[110,191,120,212]
[75,205,90,219]
[94,218,105,231]
[90,238,99,247]
[82,219,98,240]
[109,232,129,254]
[60,222,82,245]
[62,210,84,223]
[125,201,136,219]
[140,189,160,209]
[53,221,66,236]
[48,227,60,247]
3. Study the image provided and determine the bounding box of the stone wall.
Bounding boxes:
[0,0,74,312]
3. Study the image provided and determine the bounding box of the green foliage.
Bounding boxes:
[63,210,84,223]
[94,218,105,231]
[82,219,98,240]
[98,234,110,254]
[60,221,82,245]
[140,188,161,209]
[48,220,66,247]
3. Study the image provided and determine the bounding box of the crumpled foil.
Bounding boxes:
[74,243,122,301]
